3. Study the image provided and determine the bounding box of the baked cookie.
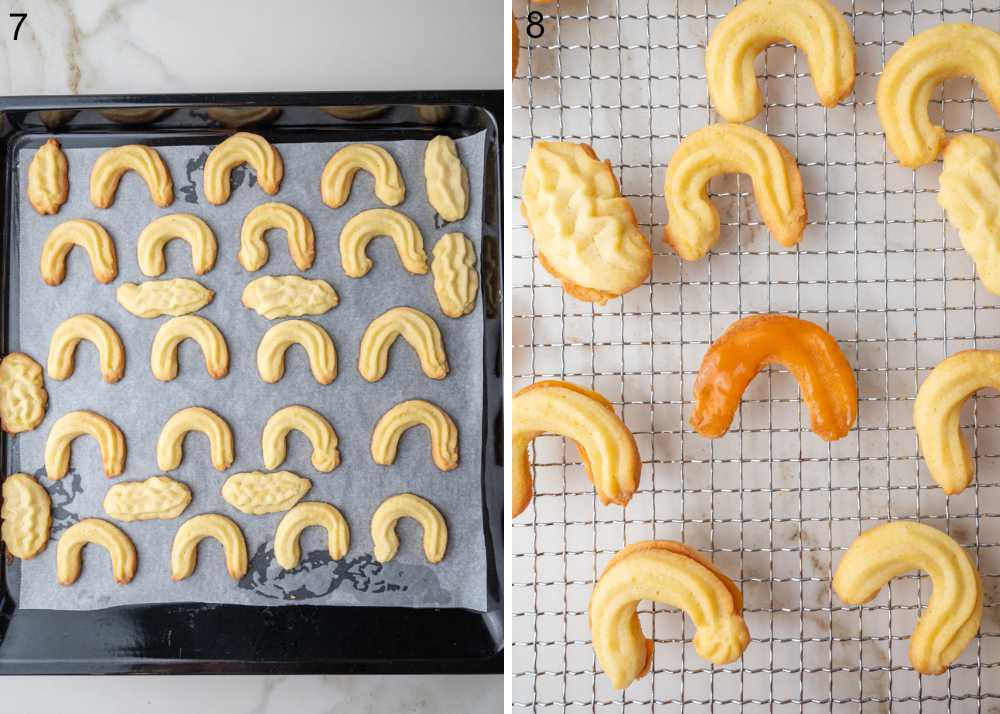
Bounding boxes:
[171,513,247,581]
[203,131,284,204]
[834,521,982,675]
[691,314,856,441]
[57,518,136,585]
[321,105,387,121]
[590,541,749,689]
[205,106,282,128]
[424,135,469,222]
[241,275,339,319]
[273,501,350,570]
[137,213,217,277]
[116,279,215,318]
[221,470,311,515]
[0,352,48,434]
[1,473,51,559]
[358,306,448,382]
[320,143,405,208]
[339,208,427,278]
[663,124,806,260]
[90,144,173,208]
[370,493,447,564]
[47,314,125,383]
[431,232,478,318]
[257,319,337,385]
[878,23,1000,168]
[512,380,641,518]
[239,202,315,272]
[371,399,458,472]
[41,219,117,286]
[103,476,192,522]
[262,405,340,472]
[99,108,174,125]
[157,406,234,472]
[45,410,125,480]
[28,138,69,215]
[521,141,652,303]
[150,315,229,381]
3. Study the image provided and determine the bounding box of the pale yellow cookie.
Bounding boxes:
[205,106,282,128]
[45,410,125,480]
[431,232,478,318]
[339,208,428,278]
[705,0,855,123]
[241,275,339,320]
[370,493,447,564]
[521,142,652,304]
[99,107,174,124]
[150,315,229,381]
[371,399,458,472]
[0,352,48,434]
[137,213,217,277]
[57,518,136,585]
[1,473,51,559]
[39,109,78,130]
[834,521,982,675]
[41,219,118,286]
[262,405,340,472]
[273,501,349,570]
[157,406,234,472]
[424,135,469,222]
[321,105,387,120]
[320,143,405,208]
[238,202,315,272]
[878,24,1000,168]
[358,306,448,382]
[47,314,125,383]
[257,320,336,385]
[28,138,68,215]
[103,475,192,522]
[171,513,247,581]
[221,470,311,515]
[90,144,173,208]
[116,279,215,318]
[664,124,806,261]
[203,131,284,205]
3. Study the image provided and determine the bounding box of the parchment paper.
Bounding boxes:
[10,131,488,611]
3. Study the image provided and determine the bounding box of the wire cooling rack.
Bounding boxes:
[512,0,1000,710]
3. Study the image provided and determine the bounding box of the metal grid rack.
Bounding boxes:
[511,0,1000,710]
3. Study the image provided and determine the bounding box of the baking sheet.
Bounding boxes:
[10,131,488,611]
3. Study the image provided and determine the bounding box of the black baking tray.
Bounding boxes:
[0,91,503,674]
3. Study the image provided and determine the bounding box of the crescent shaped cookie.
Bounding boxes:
[257,320,336,385]
[103,476,192,522]
[28,138,69,215]
[1,473,51,559]
[371,399,458,472]
[241,275,339,320]
[205,106,282,128]
[0,352,48,434]
[203,131,284,205]
[370,493,447,564]
[431,232,478,318]
[512,380,641,518]
[339,208,428,278]
[41,219,118,286]
[834,521,982,675]
[321,105,388,120]
[90,144,173,208]
[157,406,234,472]
[239,202,315,272]
[47,314,125,383]
[521,141,652,304]
[99,107,174,124]
[273,501,350,570]
[57,518,136,585]
[45,410,125,480]
[878,23,1000,168]
[150,315,229,381]
[137,213,217,277]
[664,124,806,260]
[116,279,215,318]
[320,143,405,208]
[358,306,448,382]
[221,470,311,515]
[590,541,749,689]
[705,0,855,123]
[424,135,469,222]
[691,314,857,441]
[262,405,340,472]
[171,513,247,581]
